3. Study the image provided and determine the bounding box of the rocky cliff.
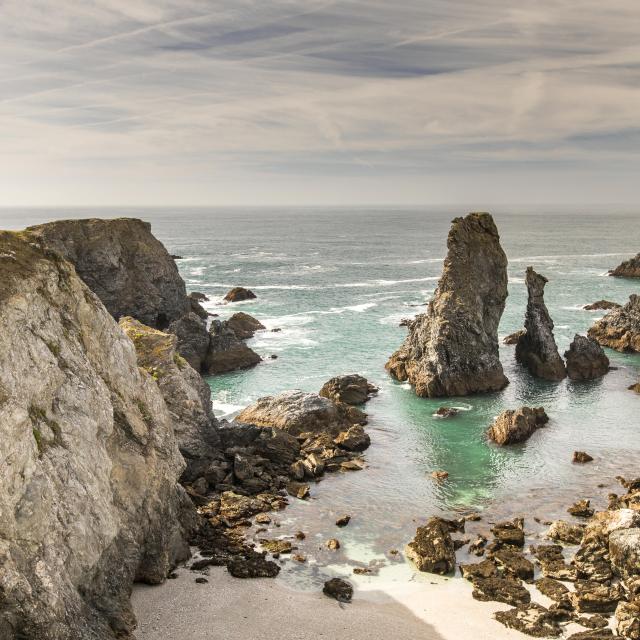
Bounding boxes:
[609,253,640,278]
[386,212,509,397]
[515,268,566,380]
[588,294,640,353]
[26,218,190,328]
[0,231,195,639]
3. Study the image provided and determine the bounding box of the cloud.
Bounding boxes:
[0,0,639,205]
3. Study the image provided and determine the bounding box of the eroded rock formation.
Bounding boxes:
[564,335,610,381]
[205,319,262,373]
[515,268,567,380]
[26,218,190,328]
[487,407,549,445]
[227,312,265,339]
[0,231,194,639]
[405,517,456,574]
[609,253,640,278]
[319,374,378,405]
[588,295,640,353]
[224,287,257,302]
[386,212,509,397]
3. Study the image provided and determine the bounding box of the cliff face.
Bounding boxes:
[386,212,509,397]
[26,218,190,329]
[515,268,566,380]
[0,232,194,639]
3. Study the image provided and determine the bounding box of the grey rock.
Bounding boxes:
[168,311,210,372]
[386,212,509,397]
[516,267,567,380]
[226,312,265,340]
[204,319,261,374]
[565,335,610,381]
[0,231,194,639]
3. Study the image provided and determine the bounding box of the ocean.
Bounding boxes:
[3,206,639,589]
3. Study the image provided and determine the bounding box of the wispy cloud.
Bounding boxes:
[0,0,639,206]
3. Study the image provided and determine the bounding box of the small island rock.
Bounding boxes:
[564,334,610,381]
[487,407,549,446]
[224,287,257,302]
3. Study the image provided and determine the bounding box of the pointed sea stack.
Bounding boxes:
[386,212,509,397]
[515,268,566,380]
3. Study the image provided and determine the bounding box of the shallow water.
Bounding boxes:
[3,206,639,590]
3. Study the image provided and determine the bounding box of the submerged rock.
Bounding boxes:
[574,451,594,464]
[319,374,377,405]
[323,578,353,602]
[26,217,190,328]
[515,267,567,380]
[610,253,640,278]
[0,231,194,639]
[588,294,640,353]
[584,300,622,311]
[226,312,266,340]
[564,335,610,381]
[434,406,459,418]
[224,287,257,302]
[386,212,509,397]
[487,407,549,446]
[204,319,262,373]
[405,517,456,574]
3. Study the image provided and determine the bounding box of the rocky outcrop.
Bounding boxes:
[119,317,221,483]
[226,312,265,339]
[584,300,621,311]
[26,218,190,328]
[236,391,354,437]
[224,287,256,302]
[319,374,378,405]
[516,268,567,380]
[487,407,549,445]
[564,335,610,381]
[504,329,526,345]
[405,517,456,574]
[386,212,509,397]
[0,231,194,639]
[610,253,640,278]
[588,295,640,353]
[168,312,210,372]
[204,319,261,374]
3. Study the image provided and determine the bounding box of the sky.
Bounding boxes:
[1,0,640,207]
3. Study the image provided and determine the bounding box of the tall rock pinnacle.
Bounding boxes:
[386,212,509,397]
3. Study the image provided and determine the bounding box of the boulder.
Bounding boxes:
[434,406,459,418]
[548,520,586,545]
[0,231,194,639]
[491,519,526,547]
[568,500,595,518]
[584,300,621,311]
[235,390,354,437]
[224,287,257,302]
[119,317,221,482]
[570,581,625,614]
[494,603,562,637]
[616,600,640,640]
[168,311,210,372]
[226,312,266,340]
[333,424,371,451]
[319,374,377,405]
[564,335,610,381]
[574,451,594,463]
[588,295,640,353]
[535,577,570,601]
[504,329,526,345]
[487,407,549,445]
[26,218,190,328]
[227,552,280,578]
[405,517,456,574]
[459,559,499,581]
[492,547,535,580]
[386,212,509,397]
[515,267,567,380]
[204,319,261,374]
[610,253,640,278]
[323,578,353,602]
[609,528,640,579]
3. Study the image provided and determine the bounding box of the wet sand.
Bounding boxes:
[133,567,530,640]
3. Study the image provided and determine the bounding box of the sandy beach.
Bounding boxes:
[132,566,563,640]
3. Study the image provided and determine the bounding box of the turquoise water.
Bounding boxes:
[3,206,639,587]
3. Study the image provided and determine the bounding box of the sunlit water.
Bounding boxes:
[3,207,639,592]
